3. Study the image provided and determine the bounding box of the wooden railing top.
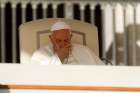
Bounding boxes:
[0,84,140,92]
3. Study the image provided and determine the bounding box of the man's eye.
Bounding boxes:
[57,40,62,42]
[64,40,68,42]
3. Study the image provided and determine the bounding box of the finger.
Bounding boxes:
[64,44,72,48]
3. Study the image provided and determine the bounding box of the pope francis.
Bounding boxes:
[31,21,104,65]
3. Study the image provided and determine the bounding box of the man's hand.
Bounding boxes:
[50,35,71,61]
[55,44,71,62]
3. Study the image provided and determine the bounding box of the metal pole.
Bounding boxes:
[43,3,47,18]
[0,3,6,63]
[80,4,85,21]
[12,3,17,63]
[132,5,137,65]
[53,4,57,18]
[21,3,26,23]
[112,6,117,65]
[101,4,107,64]
[123,5,128,65]
[65,3,73,19]
[32,3,37,20]
[90,4,95,24]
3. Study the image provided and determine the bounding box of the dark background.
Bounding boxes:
[0,3,103,63]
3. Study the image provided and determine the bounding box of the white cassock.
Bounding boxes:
[31,44,104,65]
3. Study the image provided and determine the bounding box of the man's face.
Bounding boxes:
[50,29,72,49]
[50,29,72,61]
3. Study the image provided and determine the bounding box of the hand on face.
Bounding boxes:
[50,29,72,61]
[54,44,71,61]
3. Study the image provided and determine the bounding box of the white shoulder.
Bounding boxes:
[72,43,90,51]
[30,46,53,64]
[72,44,105,65]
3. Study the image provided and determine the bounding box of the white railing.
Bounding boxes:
[0,0,140,65]
[0,64,140,92]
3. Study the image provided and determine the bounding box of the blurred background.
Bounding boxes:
[0,0,140,66]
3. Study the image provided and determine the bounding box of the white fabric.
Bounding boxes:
[31,44,104,65]
[51,21,71,31]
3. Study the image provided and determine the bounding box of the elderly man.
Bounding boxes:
[31,21,104,65]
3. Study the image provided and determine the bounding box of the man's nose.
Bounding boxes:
[61,42,70,48]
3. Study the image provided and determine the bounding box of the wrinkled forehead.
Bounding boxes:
[52,29,71,36]
[51,29,71,39]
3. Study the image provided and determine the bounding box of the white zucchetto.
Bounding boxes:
[50,21,71,31]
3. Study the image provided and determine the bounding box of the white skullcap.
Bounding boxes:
[51,21,71,31]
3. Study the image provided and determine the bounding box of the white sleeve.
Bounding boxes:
[30,50,51,65]
[31,49,62,65]
[86,46,105,65]
[50,54,62,65]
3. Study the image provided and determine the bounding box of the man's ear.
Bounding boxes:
[49,35,54,42]
[70,34,72,40]
[49,35,56,45]
[49,35,52,41]
[49,35,59,49]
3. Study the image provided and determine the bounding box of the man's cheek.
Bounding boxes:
[55,42,61,48]
[58,44,63,48]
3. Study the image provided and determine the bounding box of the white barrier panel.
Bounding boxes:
[0,64,140,93]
